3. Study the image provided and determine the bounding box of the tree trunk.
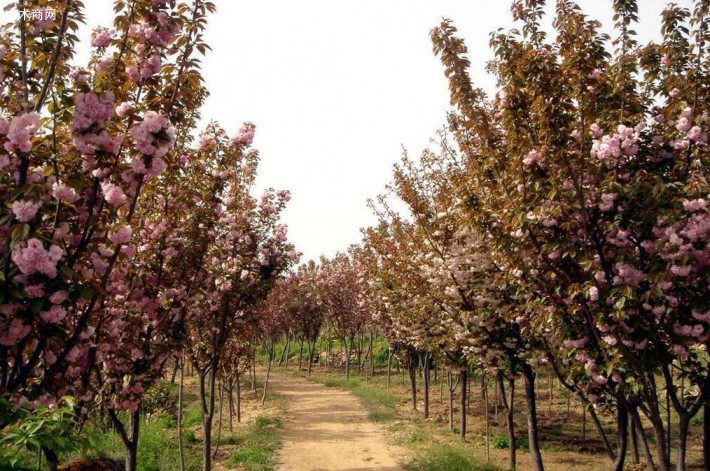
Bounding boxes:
[448,372,454,431]
[676,414,690,471]
[704,397,710,470]
[484,376,490,461]
[612,403,628,471]
[423,354,430,419]
[200,365,218,471]
[261,345,275,405]
[521,363,543,471]
[250,355,256,391]
[345,339,352,379]
[459,369,467,440]
[650,415,670,471]
[630,406,656,471]
[386,349,392,390]
[369,334,375,376]
[587,402,615,461]
[227,383,234,433]
[408,351,417,411]
[178,360,186,471]
[171,357,179,384]
[307,341,316,376]
[213,380,224,459]
[297,340,303,371]
[236,372,242,423]
[630,412,640,465]
[499,375,516,470]
[125,408,140,471]
[41,447,58,471]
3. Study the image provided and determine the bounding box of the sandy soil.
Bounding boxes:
[269,371,406,471]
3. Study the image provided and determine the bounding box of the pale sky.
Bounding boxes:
[0,1,692,262]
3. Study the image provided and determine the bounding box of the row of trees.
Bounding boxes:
[258,2,709,470]
[0,1,297,470]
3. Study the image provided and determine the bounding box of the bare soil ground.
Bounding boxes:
[269,371,406,471]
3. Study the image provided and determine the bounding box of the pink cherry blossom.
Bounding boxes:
[0,319,31,346]
[11,200,41,222]
[4,112,40,153]
[52,182,80,203]
[40,306,68,324]
[129,111,175,158]
[11,239,63,278]
[231,124,256,146]
[682,199,707,212]
[109,226,132,245]
[101,182,127,206]
[91,27,115,47]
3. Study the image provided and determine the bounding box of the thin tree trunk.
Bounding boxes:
[521,363,543,471]
[261,345,275,405]
[178,359,185,471]
[459,369,467,440]
[236,372,242,423]
[250,356,256,392]
[582,398,587,444]
[125,408,141,471]
[213,379,224,459]
[630,412,640,465]
[386,348,392,390]
[676,414,690,471]
[408,351,417,411]
[369,333,375,376]
[227,382,234,433]
[200,365,218,471]
[484,376,490,461]
[499,375,516,470]
[588,402,615,461]
[612,403,629,471]
[345,339,352,379]
[171,357,179,384]
[41,447,58,471]
[307,340,316,375]
[423,354,430,419]
[448,372,454,431]
[704,397,710,470]
[630,406,657,471]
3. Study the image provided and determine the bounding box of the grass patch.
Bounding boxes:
[404,446,503,471]
[490,434,528,450]
[68,414,203,471]
[227,415,282,471]
[183,402,202,428]
[322,376,398,422]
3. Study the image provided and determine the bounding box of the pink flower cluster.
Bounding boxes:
[11,200,41,222]
[591,125,640,162]
[0,319,31,346]
[109,226,132,245]
[613,262,645,286]
[101,182,127,206]
[91,27,115,47]
[71,92,121,155]
[129,15,175,48]
[523,149,543,166]
[129,111,175,159]
[40,305,67,324]
[52,181,80,203]
[231,124,256,146]
[3,112,40,153]
[11,239,63,278]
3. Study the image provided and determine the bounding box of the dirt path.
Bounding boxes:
[270,372,405,471]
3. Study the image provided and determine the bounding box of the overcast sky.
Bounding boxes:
[0,0,693,262]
